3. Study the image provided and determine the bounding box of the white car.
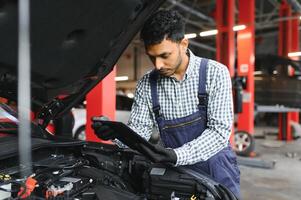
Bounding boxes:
[72,95,133,140]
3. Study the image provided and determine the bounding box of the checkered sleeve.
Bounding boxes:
[126,74,154,141]
[174,61,233,166]
[114,75,154,147]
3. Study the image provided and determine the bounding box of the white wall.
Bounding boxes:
[116,43,153,91]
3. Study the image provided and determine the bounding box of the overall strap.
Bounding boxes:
[198,58,209,110]
[149,70,161,118]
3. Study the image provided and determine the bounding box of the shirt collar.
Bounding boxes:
[184,49,196,80]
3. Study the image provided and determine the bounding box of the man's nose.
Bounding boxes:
[155,58,164,70]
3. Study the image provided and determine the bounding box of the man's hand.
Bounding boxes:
[139,144,177,165]
[91,116,116,140]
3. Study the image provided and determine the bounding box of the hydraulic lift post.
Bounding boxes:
[278,0,299,141]
[216,0,235,77]
[216,0,235,144]
[236,0,255,138]
[86,67,116,142]
[290,12,300,124]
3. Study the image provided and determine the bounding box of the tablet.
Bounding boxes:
[98,120,156,153]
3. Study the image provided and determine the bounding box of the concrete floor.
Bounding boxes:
[240,127,301,200]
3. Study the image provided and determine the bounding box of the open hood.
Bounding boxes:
[0,0,164,124]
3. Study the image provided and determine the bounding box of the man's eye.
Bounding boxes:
[161,55,169,59]
[149,56,155,62]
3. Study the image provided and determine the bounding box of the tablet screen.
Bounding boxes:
[98,121,156,153]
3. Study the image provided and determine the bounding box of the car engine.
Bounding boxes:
[0,137,236,200]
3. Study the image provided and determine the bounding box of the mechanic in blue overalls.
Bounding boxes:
[93,10,240,198]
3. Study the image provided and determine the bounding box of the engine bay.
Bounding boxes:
[0,138,236,200]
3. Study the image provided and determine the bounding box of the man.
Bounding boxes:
[92,10,240,198]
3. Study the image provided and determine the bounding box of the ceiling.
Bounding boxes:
[159,0,301,56]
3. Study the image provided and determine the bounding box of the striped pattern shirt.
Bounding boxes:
[127,50,233,166]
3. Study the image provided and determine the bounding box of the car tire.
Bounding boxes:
[233,131,255,156]
[74,125,86,141]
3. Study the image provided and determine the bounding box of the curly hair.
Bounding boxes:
[140,10,185,47]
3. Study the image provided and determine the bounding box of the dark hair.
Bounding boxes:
[140,10,185,47]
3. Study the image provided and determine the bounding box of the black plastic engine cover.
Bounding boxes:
[143,166,207,200]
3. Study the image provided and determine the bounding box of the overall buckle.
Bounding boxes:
[153,105,161,117]
[198,94,208,107]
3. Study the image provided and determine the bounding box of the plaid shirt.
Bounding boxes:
[126,50,233,166]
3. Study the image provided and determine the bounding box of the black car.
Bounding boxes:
[0,1,236,199]
[255,54,301,108]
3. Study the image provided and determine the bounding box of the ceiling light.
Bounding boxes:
[185,33,197,39]
[288,51,301,57]
[126,93,134,98]
[199,24,246,37]
[199,29,218,37]
[233,25,246,31]
[253,71,263,75]
[115,76,129,81]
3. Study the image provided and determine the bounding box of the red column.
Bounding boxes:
[291,13,300,54]
[278,1,292,56]
[216,0,235,144]
[290,13,300,124]
[236,0,255,135]
[86,67,116,143]
[216,0,235,77]
[278,1,294,141]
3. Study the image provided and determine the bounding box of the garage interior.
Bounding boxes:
[83,0,301,199]
[1,0,301,199]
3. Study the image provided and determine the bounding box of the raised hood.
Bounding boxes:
[0,0,163,123]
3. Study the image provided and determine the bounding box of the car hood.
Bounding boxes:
[0,0,163,124]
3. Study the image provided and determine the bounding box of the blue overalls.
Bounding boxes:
[149,58,240,198]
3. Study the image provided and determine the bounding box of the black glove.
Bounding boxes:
[139,144,177,165]
[91,116,116,140]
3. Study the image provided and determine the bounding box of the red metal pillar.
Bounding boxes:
[216,0,235,77]
[290,13,300,124]
[278,1,293,141]
[216,0,235,144]
[86,67,116,143]
[278,1,292,57]
[236,0,255,135]
[291,13,300,57]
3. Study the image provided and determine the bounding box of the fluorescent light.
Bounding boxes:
[185,33,197,39]
[115,76,128,81]
[199,24,246,37]
[126,93,134,98]
[253,71,263,75]
[299,16,301,20]
[200,29,218,37]
[233,25,246,31]
[288,51,301,57]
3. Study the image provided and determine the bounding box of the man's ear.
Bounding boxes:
[180,38,189,52]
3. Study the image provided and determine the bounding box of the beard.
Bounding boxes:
[158,51,182,77]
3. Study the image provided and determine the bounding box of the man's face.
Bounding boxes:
[146,38,187,77]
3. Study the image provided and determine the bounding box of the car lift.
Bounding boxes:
[216,0,255,156]
[216,0,235,144]
[277,0,300,141]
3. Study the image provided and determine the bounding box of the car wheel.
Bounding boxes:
[233,131,255,156]
[74,126,86,141]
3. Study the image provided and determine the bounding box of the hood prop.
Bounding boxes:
[37,98,64,129]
